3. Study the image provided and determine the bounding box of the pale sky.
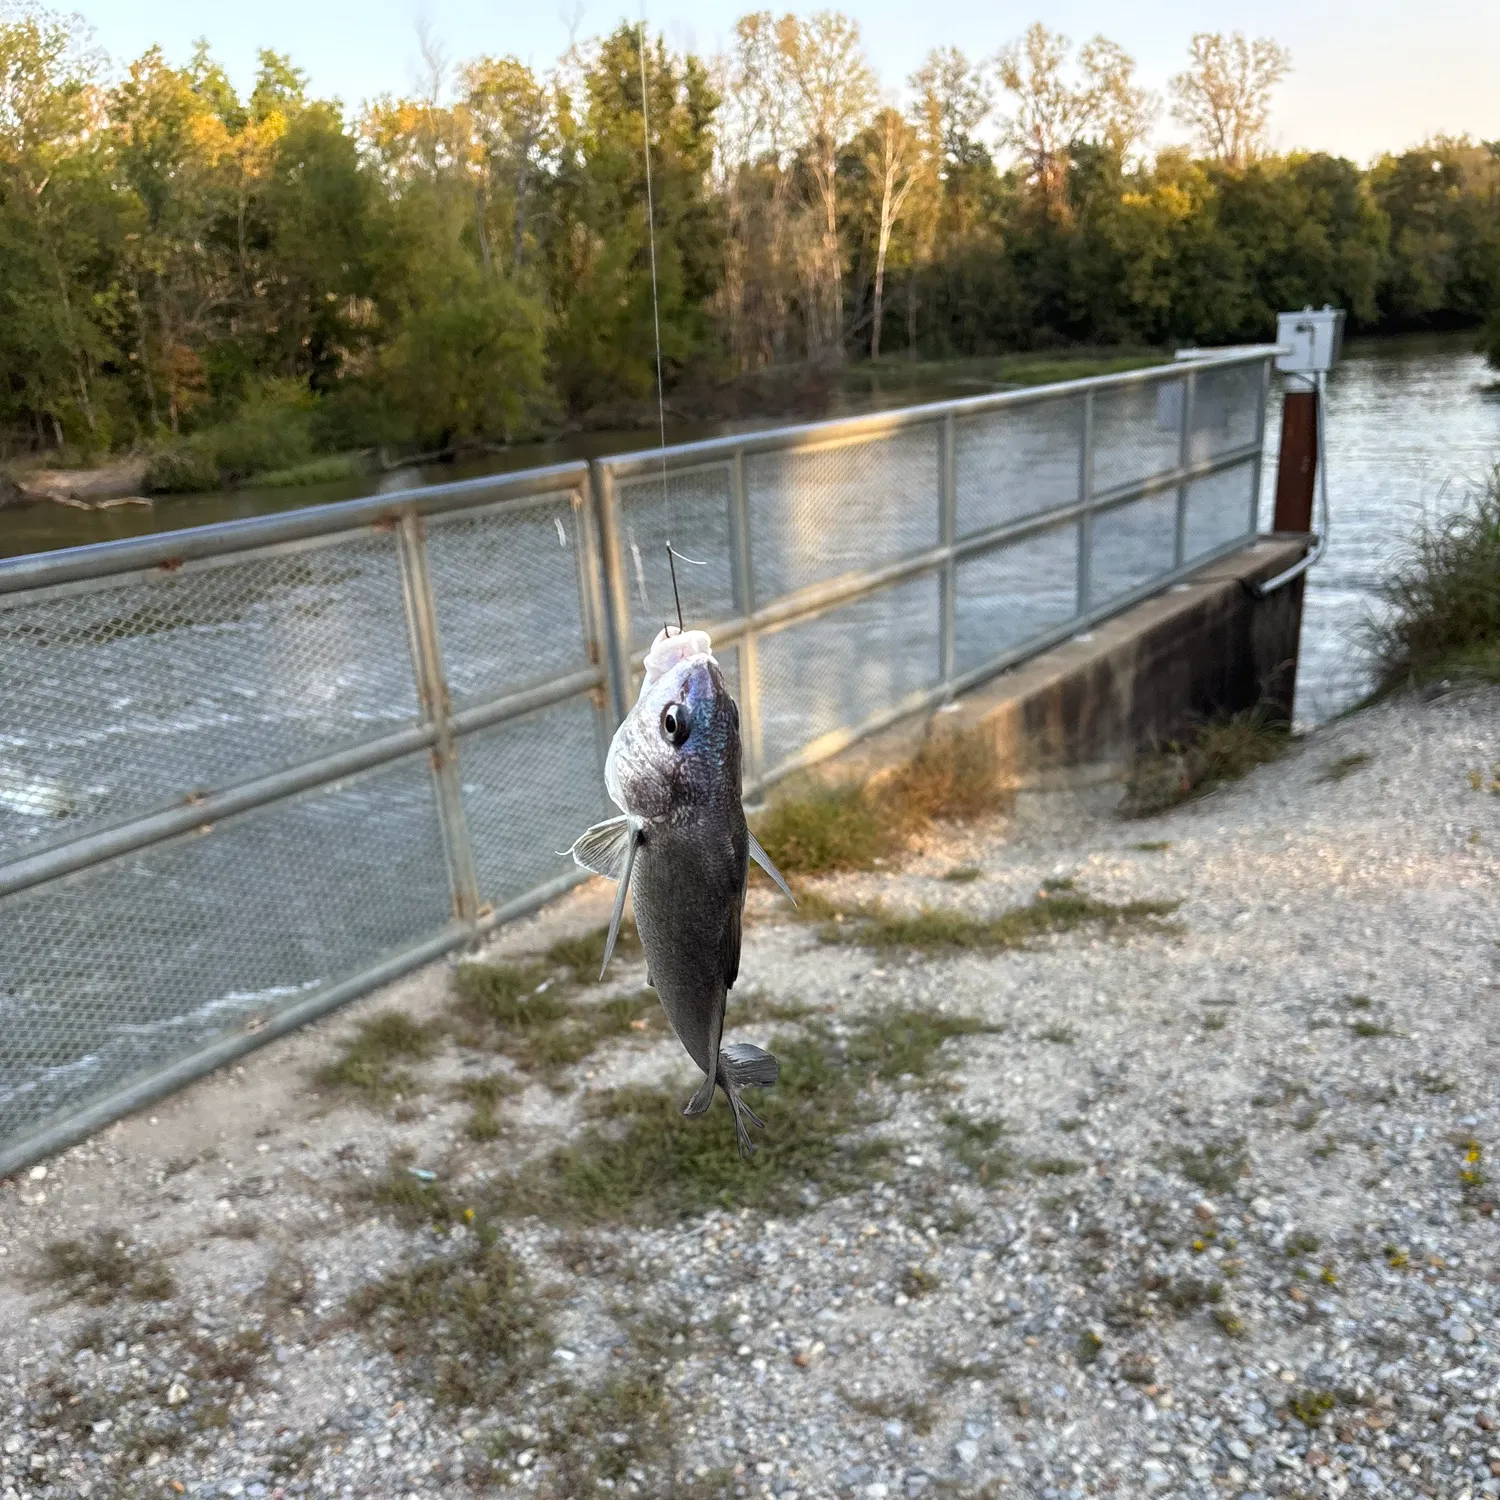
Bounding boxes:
[81,0,1499,166]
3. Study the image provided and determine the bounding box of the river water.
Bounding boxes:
[1257,333,1500,722]
[3,334,1496,723]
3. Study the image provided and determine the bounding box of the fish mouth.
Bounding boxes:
[642,627,714,686]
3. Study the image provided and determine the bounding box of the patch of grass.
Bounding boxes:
[1417,1071,1454,1095]
[357,1152,462,1231]
[1036,1024,1076,1044]
[842,1390,937,1435]
[941,864,983,883]
[1075,1330,1104,1365]
[845,1006,1001,1083]
[1213,1306,1247,1338]
[1131,840,1171,852]
[1321,750,1374,783]
[1175,1139,1248,1193]
[449,963,660,1080]
[545,922,640,979]
[314,1009,439,1104]
[1350,1019,1394,1039]
[346,1223,547,1408]
[1289,1387,1337,1427]
[501,1015,914,1225]
[191,1325,270,1385]
[1153,1273,1224,1315]
[452,1073,522,1141]
[35,1231,175,1305]
[1122,705,1290,816]
[1201,1012,1227,1032]
[752,782,893,876]
[1285,1230,1321,1258]
[942,1112,1015,1182]
[1369,465,1500,691]
[899,1264,942,1299]
[819,885,1181,953]
[879,729,1005,825]
[543,1361,674,1489]
[753,730,1006,877]
[451,961,563,1028]
[1029,1156,1085,1177]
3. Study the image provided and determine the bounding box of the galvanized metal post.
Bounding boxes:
[1076,391,1095,619]
[1249,356,1272,536]
[396,513,482,926]
[570,471,618,786]
[1174,368,1197,568]
[938,413,957,690]
[590,460,635,726]
[727,448,765,783]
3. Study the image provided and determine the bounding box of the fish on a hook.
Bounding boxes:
[567,626,796,1158]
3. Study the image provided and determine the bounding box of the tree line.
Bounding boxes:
[1,5,1497,479]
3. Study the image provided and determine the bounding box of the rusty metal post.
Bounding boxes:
[1273,377,1318,533]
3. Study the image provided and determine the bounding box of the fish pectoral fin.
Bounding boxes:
[721,1041,779,1089]
[747,830,797,906]
[598,818,645,980]
[569,815,636,880]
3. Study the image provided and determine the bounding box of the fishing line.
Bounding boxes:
[636,17,676,613]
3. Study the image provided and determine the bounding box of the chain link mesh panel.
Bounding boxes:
[424,492,593,708]
[456,694,611,913]
[747,427,939,599]
[0,751,451,1151]
[1184,463,1257,563]
[954,397,1081,538]
[1189,363,1262,461]
[756,574,940,773]
[616,465,737,647]
[954,525,1080,678]
[0,531,416,864]
[1091,378,1186,496]
[1089,493,1180,608]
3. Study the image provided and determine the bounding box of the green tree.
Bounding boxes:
[545,25,722,412]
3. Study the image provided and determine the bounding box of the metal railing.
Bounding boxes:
[0,347,1273,1174]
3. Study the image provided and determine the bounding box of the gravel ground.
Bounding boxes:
[2,685,1498,1500]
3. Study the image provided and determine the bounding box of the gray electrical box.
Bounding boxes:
[1276,306,1345,374]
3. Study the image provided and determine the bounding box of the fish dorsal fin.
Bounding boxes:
[747,830,797,906]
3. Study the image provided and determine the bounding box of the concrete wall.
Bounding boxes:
[794,535,1310,794]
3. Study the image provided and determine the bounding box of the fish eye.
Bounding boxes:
[660,702,691,746]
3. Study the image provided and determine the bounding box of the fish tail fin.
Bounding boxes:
[723,1084,762,1160]
[718,1042,777,1160]
[720,1041,778,1090]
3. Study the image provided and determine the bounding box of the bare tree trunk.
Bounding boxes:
[872,219,890,359]
[476,186,492,275]
[823,156,842,361]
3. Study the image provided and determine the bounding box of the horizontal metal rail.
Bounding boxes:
[597,346,1280,479]
[609,440,1262,662]
[0,923,471,1181]
[0,664,607,901]
[0,462,590,595]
